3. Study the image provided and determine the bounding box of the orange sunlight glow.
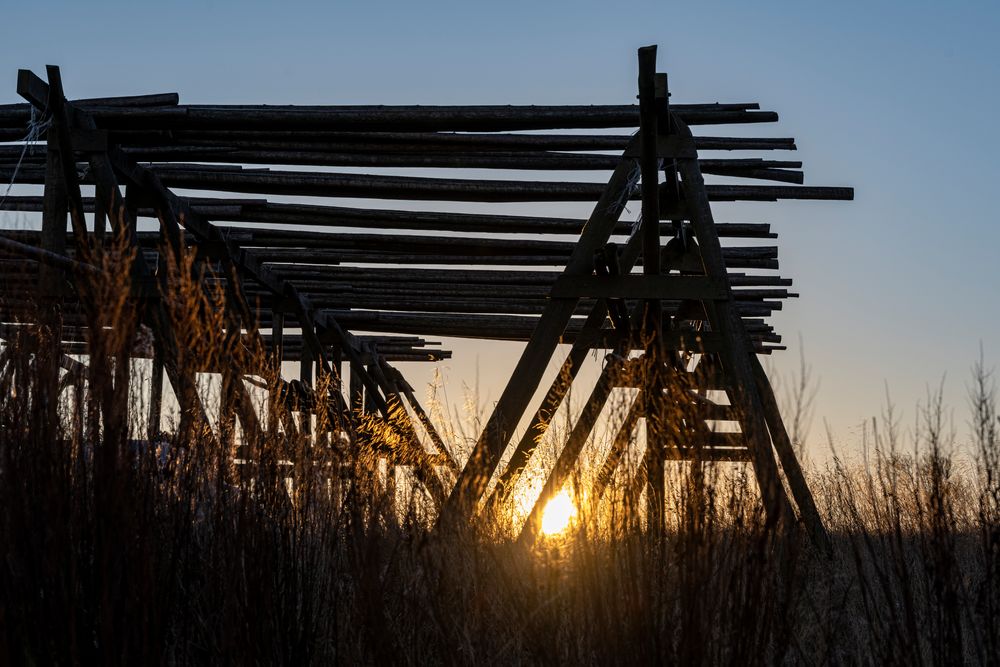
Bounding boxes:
[540,489,577,536]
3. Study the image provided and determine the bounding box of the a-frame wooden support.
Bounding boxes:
[23,67,458,509]
[437,46,830,551]
[19,67,216,442]
[436,142,642,531]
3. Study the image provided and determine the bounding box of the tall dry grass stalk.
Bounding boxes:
[0,245,998,664]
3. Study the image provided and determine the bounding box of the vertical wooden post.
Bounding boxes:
[638,45,665,532]
[72,366,86,447]
[377,360,398,518]
[39,129,68,278]
[330,341,342,398]
[325,341,344,438]
[272,302,284,363]
[350,362,365,416]
[93,204,106,242]
[300,353,313,436]
[268,302,284,434]
[106,191,139,442]
[37,116,68,434]
[364,363,381,420]
[147,349,164,441]
[219,313,240,449]
[638,47,662,283]
[148,215,168,443]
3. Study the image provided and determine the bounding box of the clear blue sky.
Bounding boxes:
[3,1,998,456]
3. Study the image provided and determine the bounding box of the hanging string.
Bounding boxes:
[611,158,641,222]
[0,105,53,211]
[627,157,664,239]
[628,206,643,239]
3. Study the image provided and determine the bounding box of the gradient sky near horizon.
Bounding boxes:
[2,0,999,457]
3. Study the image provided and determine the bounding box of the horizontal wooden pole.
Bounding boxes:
[153,167,849,203]
[1,165,850,203]
[0,234,97,275]
[0,257,791,291]
[204,202,776,238]
[311,310,778,345]
[68,103,778,133]
[266,265,794,288]
[0,91,179,126]
[0,195,776,238]
[239,278,793,301]
[3,149,804,187]
[2,306,778,347]
[702,184,854,201]
[247,245,779,269]
[29,324,434,350]
[243,290,782,317]
[155,167,612,201]
[54,341,449,365]
[95,129,798,153]
[0,231,775,266]
[29,144,800,177]
[549,275,728,300]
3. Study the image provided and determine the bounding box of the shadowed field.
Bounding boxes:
[1,244,997,665]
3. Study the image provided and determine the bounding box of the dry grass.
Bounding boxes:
[1,245,998,665]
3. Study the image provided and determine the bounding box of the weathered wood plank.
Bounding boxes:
[88,129,799,153]
[68,103,778,133]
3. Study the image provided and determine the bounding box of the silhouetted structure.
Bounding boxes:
[0,46,850,544]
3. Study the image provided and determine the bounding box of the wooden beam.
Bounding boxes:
[148,348,164,440]
[672,116,796,529]
[138,166,853,203]
[59,102,778,133]
[751,355,832,553]
[85,129,798,153]
[436,141,641,532]
[637,47,665,531]
[0,199,779,239]
[550,273,726,301]
[485,234,644,513]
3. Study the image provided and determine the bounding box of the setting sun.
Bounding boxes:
[540,489,578,536]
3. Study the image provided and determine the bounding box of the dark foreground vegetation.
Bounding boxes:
[1,246,998,665]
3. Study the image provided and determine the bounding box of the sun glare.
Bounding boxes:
[540,489,577,536]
